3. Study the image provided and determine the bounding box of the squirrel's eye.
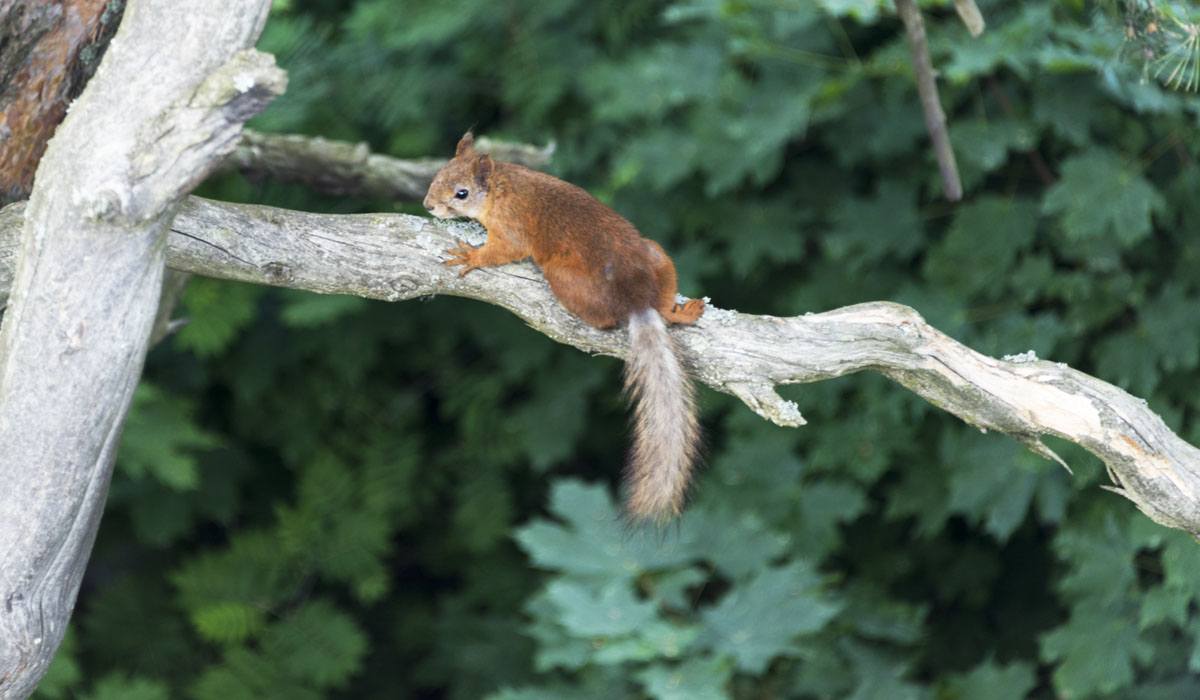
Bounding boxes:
[454,188,469,200]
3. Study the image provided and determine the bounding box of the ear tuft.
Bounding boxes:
[455,131,476,157]
[474,154,493,189]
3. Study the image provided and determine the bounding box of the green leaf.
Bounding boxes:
[1040,602,1153,697]
[696,69,818,194]
[82,674,171,700]
[192,602,267,646]
[175,278,260,357]
[173,531,303,619]
[583,42,723,122]
[259,600,368,687]
[191,647,315,700]
[637,656,732,700]
[700,563,841,672]
[820,83,925,167]
[951,120,1037,190]
[794,479,869,559]
[274,453,400,601]
[1032,75,1105,145]
[1042,148,1166,245]
[546,580,658,637]
[942,5,1052,83]
[924,196,1039,297]
[616,127,703,191]
[841,641,929,700]
[648,567,707,610]
[1140,530,1200,629]
[942,657,1037,700]
[454,471,516,552]
[1139,284,1200,374]
[941,432,1040,542]
[711,200,807,277]
[840,584,927,644]
[279,291,367,327]
[118,384,220,491]
[1093,328,1161,396]
[526,594,594,672]
[508,354,606,470]
[593,622,698,665]
[515,480,693,579]
[824,181,923,272]
[1053,516,1138,606]
[676,504,791,580]
[126,485,202,548]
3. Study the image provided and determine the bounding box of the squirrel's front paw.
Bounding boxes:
[444,241,481,277]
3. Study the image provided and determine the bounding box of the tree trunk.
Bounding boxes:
[0,1,284,696]
[0,0,124,204]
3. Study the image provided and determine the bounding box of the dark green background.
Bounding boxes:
[37,1,1200,698]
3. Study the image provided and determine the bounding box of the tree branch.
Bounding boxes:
[953,0,986,37]
[0,0,283,694]
[221,129,555,201]
[896,0,964,202]
[2,196,1197,538]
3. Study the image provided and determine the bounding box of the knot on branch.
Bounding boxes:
[190,49,288,121]
[120,49,286,223]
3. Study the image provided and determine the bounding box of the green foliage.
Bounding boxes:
[118,384,220,490]
[941,657,1037,700]
[82,674,171,700]
[55,1,1200,699]
[1043,148,1166,246]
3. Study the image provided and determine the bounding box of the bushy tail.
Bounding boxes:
[623,308,700,521]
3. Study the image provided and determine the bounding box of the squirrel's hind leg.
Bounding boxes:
[661,298,705,324]
[645,240,704,325]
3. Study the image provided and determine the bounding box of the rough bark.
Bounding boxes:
[222,129,554,201]
[1,196,1197,539]
[0,0,125,204]
[0,0,283,696]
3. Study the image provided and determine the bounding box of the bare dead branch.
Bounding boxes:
[149,270,192,346]
[896,0,964,202]
[954,0,986,37]
[1,196,1196,539]
[222,129,554,201]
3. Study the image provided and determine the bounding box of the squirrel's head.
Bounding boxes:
[423,132,493,220]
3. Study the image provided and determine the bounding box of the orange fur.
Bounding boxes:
[424,132,705,519]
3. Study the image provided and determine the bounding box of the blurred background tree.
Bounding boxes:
[35,0,1200,698]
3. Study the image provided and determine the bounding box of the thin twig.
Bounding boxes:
[896,0,963,201]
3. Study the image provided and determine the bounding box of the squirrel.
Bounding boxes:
[423,132,705,520]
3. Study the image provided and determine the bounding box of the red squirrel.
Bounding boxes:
[423,132,705,520]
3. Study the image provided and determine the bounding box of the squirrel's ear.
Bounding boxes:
[455,131,475,157]
[474,154,493,188]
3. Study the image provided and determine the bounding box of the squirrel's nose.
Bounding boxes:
[422,195,432,211]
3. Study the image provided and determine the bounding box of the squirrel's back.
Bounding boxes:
[489,163,663,329]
